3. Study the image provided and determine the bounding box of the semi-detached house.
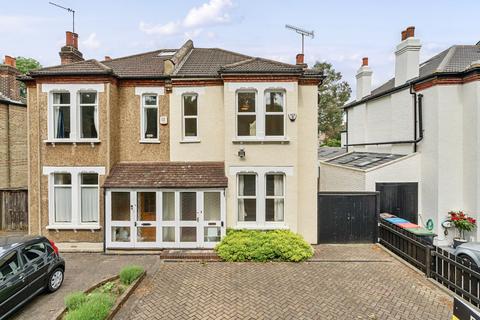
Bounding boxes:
[23,31,323,251]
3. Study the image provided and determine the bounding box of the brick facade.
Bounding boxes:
[0,65,22,102]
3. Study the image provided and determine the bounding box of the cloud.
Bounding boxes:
[139,0,234,37]
[0,15,48,33]
[82,33,101,50]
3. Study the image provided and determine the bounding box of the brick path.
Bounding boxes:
[119,245,452,320]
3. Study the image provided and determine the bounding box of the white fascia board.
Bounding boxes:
[42,83,105,93]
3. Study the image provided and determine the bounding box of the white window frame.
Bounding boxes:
[51,91,72,140]
[182,93,199,141]
[230,166,293,229]
[43,166,105,230]
[264,90,286,138]
[80,173,100,223]
[78,91,99,140]
[53,173,72,223]
[235,90,258,139]
[237,173,257,223]
[43,83,104,143]
[140,94,160,143]
[264,173,285,222]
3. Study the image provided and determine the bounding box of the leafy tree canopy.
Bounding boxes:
[313,61,351,142]
[15,56,42,74]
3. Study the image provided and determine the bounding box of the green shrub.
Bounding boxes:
[64,292,87,311]
[119,265,144,285]
[215,229,314,262]
[64,292,114,320]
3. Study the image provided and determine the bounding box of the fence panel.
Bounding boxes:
[1,190,28,231]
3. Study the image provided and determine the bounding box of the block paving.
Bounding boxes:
[122,245,452,320]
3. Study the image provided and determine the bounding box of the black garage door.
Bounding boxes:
[317,192,379,244]
[376,183,418,223]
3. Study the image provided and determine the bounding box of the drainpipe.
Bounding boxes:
[345,110,349,152]
[410,84,418,152]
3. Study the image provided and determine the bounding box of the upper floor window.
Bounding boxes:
[265,91,285,136]
[141,94,159,141]
[53,93,71,139]
[79,92,98,139]
[182,94,198,139]
[237,91,256,137]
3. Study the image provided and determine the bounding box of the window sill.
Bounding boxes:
[139,140,161,144]
[44,139,101,145]
[233,224,289,230]
[46,225,101,231]
[232,138,290,145]
[180,139,201,144]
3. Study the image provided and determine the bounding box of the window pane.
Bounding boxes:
[144,107,158,139]
[180,227,196,242]
[266,115,284,136]
[137,227,156,242]
[239,175,256,196]
[81,105,97,138]
[184,118,197,137]
[266,91,284,112]
[55,187,72,222]
[266,174,284,196]
[238,199,256,221]
[162,227,175,242]
[180,192,196,221]
[144,95,157,105]
[111,192,130,221]
[266,199,284,222]
[112,227,130,242]
[80,92,96,104]
[81,173,98,185]
[204,227,221,242]
[0,252,20,281]
[162,192,175,221]
[237,115,256,136]
[137,192,156,221]
[204,192,220,221]
[54,106,70,139]
[183,95,197,115]
[53,92,70,104]
[22,243,46,262]
[54,173,71,185]
[81,187,98,223]
[238,92,255,112]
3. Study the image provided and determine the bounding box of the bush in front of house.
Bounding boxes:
[215,229,314,262]
[119,265,144,285]
[64,292,115,320]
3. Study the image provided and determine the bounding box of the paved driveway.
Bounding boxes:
[11,253,159,320]
[117,245,452,320]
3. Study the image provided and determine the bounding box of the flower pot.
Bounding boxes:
[454,238,468,248]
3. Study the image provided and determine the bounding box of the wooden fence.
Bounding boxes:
[379,218,480,308]
[0,190,28,231]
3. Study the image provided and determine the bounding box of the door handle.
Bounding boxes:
[141,223,152,226]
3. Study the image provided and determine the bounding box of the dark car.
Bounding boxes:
[0,235,65,319]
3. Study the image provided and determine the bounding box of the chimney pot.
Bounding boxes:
[296,53,304,65]
[65,31,78,49]
[406,26,415,38]
[401,30,407,41]
[4,55,16,68]
[362,57,369,66]
[104,56,112,61]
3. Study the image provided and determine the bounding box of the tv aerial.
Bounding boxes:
[285,24,314,54]
[49,2,76,33]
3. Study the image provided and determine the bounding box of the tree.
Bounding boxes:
[15,57,42,74]
[15,57,42,98]
[313,61,351,144]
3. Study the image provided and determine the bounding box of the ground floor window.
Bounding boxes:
[44,166,105,229]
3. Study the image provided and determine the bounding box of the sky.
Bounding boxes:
[1,0,479,96]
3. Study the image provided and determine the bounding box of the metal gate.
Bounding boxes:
[317,192,379,244]
[0,190,28,231]
[376,183,418,223]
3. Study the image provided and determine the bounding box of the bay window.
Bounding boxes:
[182,94,198,139]
[141,94,159,141]
[265,91,285,136]
[237,91,256,137]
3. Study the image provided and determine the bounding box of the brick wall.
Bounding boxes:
[0,65,22,102]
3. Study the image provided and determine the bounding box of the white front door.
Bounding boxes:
[106,189,225,249]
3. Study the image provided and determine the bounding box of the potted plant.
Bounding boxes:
[449,211,476,248]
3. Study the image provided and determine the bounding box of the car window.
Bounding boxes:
[0,251,21,282]
[22,243,46,263]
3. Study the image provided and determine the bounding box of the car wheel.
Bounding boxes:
[47,268,64,292]
[460,255,477,268]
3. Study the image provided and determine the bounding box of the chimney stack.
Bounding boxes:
[104,56,112,61]
[296,53,307,68]
[0,55,22,101]
[395,26,421,86]
[59,31,84,65]
[356,57,373,100]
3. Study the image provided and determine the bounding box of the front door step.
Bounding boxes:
[159,250,220,261]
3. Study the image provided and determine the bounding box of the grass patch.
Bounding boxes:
[64,292,114,320]
[64,292,87,311]
[215,229,314,262]
[119,265,144,285]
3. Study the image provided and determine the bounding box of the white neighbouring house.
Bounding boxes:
[319,26,480,245]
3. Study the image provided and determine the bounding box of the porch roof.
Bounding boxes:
[103,162,228,188]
